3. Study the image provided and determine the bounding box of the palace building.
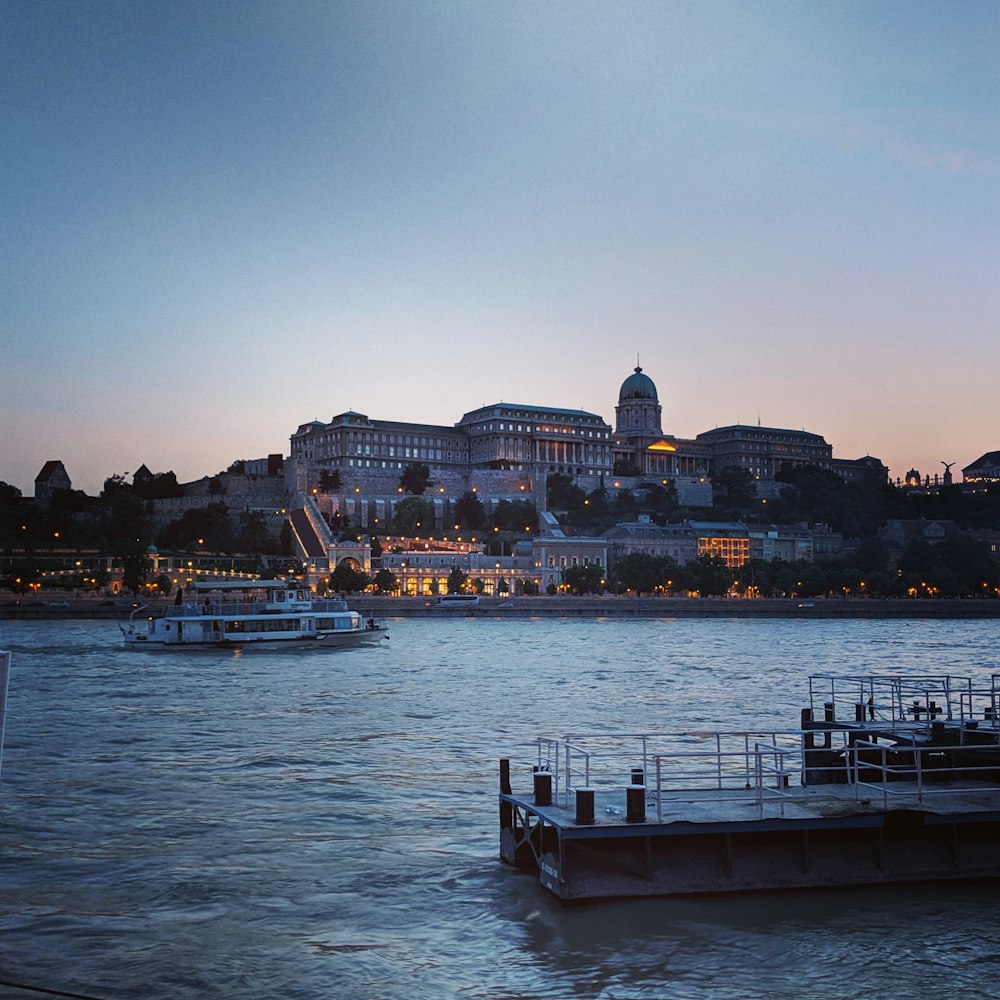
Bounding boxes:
[288,362,884,497]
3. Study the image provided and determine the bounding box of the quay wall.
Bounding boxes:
[349,597,1000,619]
[5,596,1000,620]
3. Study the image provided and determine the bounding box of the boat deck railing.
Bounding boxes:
[169,598,351,617]
[530,723,1000,820]
[808,673,1000,734]
[537,729,826,819]
[849,738,1000,810]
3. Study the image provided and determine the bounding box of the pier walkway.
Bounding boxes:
[500,673,1000,900]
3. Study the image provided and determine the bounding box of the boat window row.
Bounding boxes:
[226,618,300,633]
[316,616,360,630]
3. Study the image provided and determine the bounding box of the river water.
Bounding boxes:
[1,617,999,999]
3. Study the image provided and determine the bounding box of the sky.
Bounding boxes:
[2,0,999,497]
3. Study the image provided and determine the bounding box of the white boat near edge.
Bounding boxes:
[121,580,387,651]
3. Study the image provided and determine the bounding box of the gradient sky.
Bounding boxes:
[3,1,998,497]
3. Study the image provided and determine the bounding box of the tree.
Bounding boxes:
[447,566,469,594]
[399,462,433,496]
[331,562,369,593]
[547,473,585,512]
[134,472,183,500]
[454,490,486,529]
[491,499,537,532]
[610,488,638,517]
[157,503,233,552]
[373,569,398,595]
[118,543,151,594]
[318,468,343,493]
[236,511,275,553]
[935,535,1000,595]
[640,481,680,523]
[688,554,733,596]
[612,552,675,596]
[99,490,151,551]
[100,474,133,499]
[797,564,829,597]
[774,567,798,596]
[0,481,22,506]
[711,466,757,508]
[47,487,91,519]
[0,482,26,547]
[565,564,605,595]
[855,536,890,574]
[392,497,434,534]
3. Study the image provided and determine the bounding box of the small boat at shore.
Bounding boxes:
[121,580,387,651]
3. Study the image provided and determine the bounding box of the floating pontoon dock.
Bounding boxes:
[499,674,1000,901]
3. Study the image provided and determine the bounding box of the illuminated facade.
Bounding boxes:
[963,451,1000,486]
[688,520,751,569]
[379,550,539,596]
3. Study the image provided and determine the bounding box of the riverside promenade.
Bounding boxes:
[4,594,1000,620]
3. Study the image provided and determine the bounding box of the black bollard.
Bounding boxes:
[575,787,595,825]
[533,769,552,806]
[626,783,646,823]
[500,758,511,795]
[824,702,835,722]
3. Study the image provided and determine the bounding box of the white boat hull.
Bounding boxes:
[124,628,386,652]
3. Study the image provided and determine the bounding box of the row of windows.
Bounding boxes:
[545,556,603,568]
[353,446,447,461]
[345,457,461,469]
[342,433,463,449]
[473,421,611,438]
[301,430,466,450]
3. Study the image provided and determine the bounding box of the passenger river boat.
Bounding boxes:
[121,580,387,651]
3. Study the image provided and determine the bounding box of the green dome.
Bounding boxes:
[619,366,658,402]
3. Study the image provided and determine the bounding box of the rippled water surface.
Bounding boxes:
[1,617,999,999]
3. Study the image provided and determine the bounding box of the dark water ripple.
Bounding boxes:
[1,617,999,998]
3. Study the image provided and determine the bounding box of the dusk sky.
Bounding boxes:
[3,1,998,497]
